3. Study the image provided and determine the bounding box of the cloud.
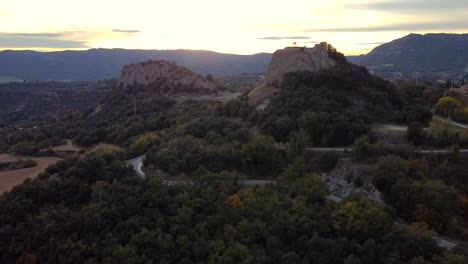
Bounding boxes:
[257,36,311,40]
[0,32,89,48]
[0,37,89,48]
[0,32,66,38]
[357,42,386,45]
[112,29,141,34]
[0,28,141,49]
[344,0,468,12]
[304,20,468,32]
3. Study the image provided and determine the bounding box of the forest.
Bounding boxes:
[1,64,467,263]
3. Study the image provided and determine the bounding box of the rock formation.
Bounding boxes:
[248,42,337,106]
[117,60,223,96]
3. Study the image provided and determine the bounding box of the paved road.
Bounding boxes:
[127,156,277,186]
[239,180,275,186]
[374,124,408,132]
[276,144,467,154]
[129,155,145,178]
[434,116,468,129]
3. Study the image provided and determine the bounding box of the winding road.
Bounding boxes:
[129,156,145,178]
[127,155,276,186]
[275,145,468,154]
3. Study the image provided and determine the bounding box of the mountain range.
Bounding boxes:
[0,49,271,81]
[1,33,468,81]
[349,33,468,80]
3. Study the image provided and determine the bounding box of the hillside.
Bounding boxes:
[0,49,271,81]
[349,33,468,80]
[0,81,112,122]
[73,60,231,146]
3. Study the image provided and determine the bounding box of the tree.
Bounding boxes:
[287,130,308,161]
[333,195,393,239]
[435,97,463,119]
[128,132,159,157]
[318,152,339,172]
[241,135,281,175]
[407,122,424,146]
[280,157,305,181]
[10,141,39,156]
[352,136,374,161]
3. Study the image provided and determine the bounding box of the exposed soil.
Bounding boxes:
[52,139,83,152]
[0,154,61,194]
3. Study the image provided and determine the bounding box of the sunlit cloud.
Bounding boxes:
[303,19,468,32]
[112,29,141,34]
[357,42,386,45]
[344,0,468,12]
[0,0,467,54]
[0,28,141,50]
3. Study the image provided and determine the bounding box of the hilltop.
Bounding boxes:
[116,60,223,95]
[255,44,410,145]
[248,43,339,105]
[349,33,468,80]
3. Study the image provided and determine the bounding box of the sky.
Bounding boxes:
[0,0,467,55]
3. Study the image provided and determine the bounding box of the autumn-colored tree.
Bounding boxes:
[228,194,243,208]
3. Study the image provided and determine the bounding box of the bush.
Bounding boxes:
[407,122,424,146]
[10,141,39,156]
[318,152,339,172]
[128,133,159,158]
[0,159,37,171]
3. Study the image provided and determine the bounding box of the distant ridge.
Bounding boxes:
[349,33,468,80]
[0,48,271,80]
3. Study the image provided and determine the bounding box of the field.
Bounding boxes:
[0,154,61,194]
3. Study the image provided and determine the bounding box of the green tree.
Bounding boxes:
[333,196,392,239]
[352,136,374,161]
[241,135,280,175]
[407,122,424,146]
[287,130,308,161]
[435,97,463,119]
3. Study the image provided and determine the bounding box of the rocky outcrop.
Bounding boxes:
[248,42,337,106]
[322,163,384,204]
[117,60,223,96]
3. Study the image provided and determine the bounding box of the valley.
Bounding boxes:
[1,40,468,263]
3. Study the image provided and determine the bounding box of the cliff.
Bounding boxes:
[248,42,337,106]
[117,60,223,96]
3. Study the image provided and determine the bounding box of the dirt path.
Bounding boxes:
[0,154,61,194]
[52,139,83,152]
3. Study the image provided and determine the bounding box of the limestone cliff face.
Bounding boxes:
[248,42,337,106]
[117,60,223,95]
